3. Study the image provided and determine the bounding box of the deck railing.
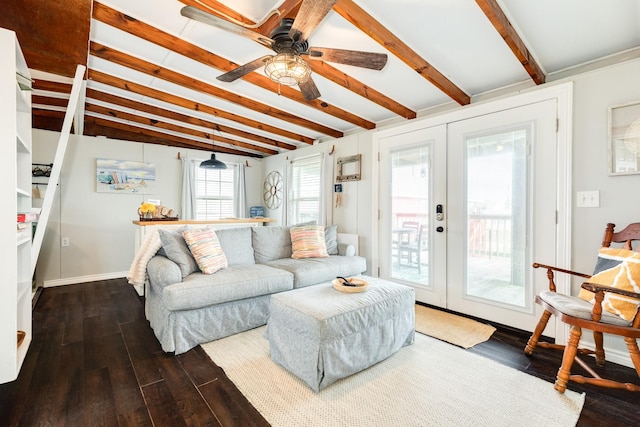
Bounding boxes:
[468,214,511,258]
[392,212,512,259]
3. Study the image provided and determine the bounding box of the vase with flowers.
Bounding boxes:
[138,202,157,220]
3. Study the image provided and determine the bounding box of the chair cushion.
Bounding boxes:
[539,291,632,327]
[290,225,329,259]
[578,247,640,322]
[182,228,228,275]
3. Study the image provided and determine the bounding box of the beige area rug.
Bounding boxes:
[202,327,584,427]
[415,304,497,348]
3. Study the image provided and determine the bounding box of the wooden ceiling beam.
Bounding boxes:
[87,69,309,147]
[85,88,295,151]
[334,0,470,106]
[306,61,417,119]
[85,102,278,156]
[32,95,69,108]
[33,108,65,132]
[92,3,372,129]
[258,0,303,39]
[475,0,545,84]
[32,80,72,94]
[90,41,342,138]
[84,116,263,158]
[178,0,256,27]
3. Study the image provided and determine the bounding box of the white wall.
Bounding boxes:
[568,59,640,277]
[32,129,263,286]
[262,131,377,274]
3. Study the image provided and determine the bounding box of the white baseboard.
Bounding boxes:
[43,271,128,288]
[580,341,633,369]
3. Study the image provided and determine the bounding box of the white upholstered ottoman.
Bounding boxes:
[266,276,415,392]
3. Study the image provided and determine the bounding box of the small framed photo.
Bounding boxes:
[609,100,640,175]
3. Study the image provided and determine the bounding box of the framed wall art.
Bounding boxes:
[609,100,640,175]
[96,158,156,193]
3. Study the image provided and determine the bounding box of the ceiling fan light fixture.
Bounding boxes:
[200,153,227,169]
[264,53,311,86]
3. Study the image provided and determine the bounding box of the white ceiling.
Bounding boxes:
[40,0,640,156]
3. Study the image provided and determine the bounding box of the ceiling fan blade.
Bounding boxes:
[305,47,388,70]
[289,0,337,43]
[217,56,273,82]
[299,77,321,101]
[181,6,274,49]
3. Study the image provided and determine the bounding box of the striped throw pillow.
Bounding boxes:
[290,225,329,259]
[578,247,640,322]
[182,228,228,274]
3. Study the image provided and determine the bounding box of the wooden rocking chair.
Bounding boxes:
[524,222,640,393]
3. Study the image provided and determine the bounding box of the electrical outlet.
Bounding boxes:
[61,237,70,247]
[576,191,600,208]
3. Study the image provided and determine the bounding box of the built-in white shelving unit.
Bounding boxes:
[1,28,33,384]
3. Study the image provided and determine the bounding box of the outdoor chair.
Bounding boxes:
[398,224,428,274]
[524,222,640,393]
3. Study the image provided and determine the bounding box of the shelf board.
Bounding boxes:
[15,81,31,112]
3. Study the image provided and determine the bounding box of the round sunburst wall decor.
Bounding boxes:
[263,171,283,209]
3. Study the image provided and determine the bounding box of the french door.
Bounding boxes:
[378,125,447,306]
[446,99,558,331]
[379,99,561,333]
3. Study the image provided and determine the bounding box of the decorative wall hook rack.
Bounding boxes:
[335,154,361,182]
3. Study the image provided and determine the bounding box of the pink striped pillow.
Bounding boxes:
[290,225,329,259]
[182,228,228,274]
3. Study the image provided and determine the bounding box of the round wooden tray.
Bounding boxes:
[332,277,369,293]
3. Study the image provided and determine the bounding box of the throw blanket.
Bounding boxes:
[127,228,162,287]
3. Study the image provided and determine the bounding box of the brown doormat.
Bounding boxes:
[415,304,496,348]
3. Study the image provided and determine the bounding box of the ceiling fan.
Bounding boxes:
[180,0,388,101]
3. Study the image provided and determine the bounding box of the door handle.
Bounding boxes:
[436,226,444,233]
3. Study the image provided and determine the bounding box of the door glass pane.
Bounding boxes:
[390,145,430,285]
[465,128,528,307]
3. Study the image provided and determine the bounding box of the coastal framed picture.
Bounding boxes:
[609,100,640,175]
[96,158,156,194]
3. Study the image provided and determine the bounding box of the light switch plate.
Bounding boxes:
[576,191,599,208]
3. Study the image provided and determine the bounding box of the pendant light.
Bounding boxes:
[199,138,227,169]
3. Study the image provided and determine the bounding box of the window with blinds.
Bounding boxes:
[288,155,322,225]
[195,164,236,220]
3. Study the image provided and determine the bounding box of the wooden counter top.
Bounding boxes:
[132,217,276,226]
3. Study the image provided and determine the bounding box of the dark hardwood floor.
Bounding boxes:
[0,279,638,426]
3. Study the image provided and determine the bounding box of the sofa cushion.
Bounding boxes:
[182,228,228,275]
[158,228,199,278]
[265,255,367,288]
[215,227,255,266]
[162,264,294,311]
[290,225,329,259]
[252,226,293,263]
[325,225,338,255]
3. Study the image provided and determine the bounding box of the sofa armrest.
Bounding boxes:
[338,243,356,257]
[147,255,182,289]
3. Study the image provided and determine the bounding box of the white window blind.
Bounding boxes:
[195,164,236,220]
[288,155,322,225]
